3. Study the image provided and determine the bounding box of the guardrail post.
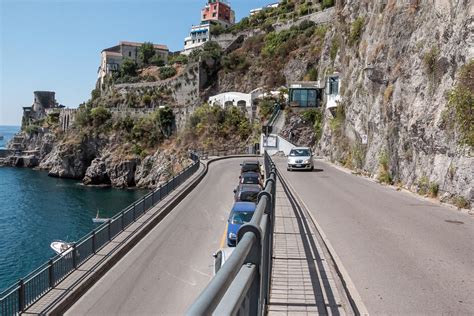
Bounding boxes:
[121,211,125,230]
[107,220,112,240]
[92,231,96,254]
[72,243,77,268]
[18,279,25,312]
[49,260,55,287]
[133,203,136,221]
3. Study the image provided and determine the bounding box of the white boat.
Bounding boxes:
[92,210,109,223]
[50,240,73,255]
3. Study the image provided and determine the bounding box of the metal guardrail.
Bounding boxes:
[0,152,200,316]
[186,151,276,316]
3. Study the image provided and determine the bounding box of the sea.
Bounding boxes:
[0,125,148,292]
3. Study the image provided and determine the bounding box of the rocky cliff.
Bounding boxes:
[214,0,473,207]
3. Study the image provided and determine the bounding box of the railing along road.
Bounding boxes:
[186,151,276,315]
[0,152,200,316]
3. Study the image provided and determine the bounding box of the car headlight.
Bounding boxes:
[228,232,236,240]
[304,159,311,164]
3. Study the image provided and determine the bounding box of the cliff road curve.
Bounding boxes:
[273,157,474,315]
[66,158,245,315]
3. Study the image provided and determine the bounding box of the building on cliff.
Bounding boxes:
[98,41,169,88]
[22,91,65,128]
[250,2,280,16]
[183,0,236,55]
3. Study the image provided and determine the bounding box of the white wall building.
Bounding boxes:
[183,23,211,55]
[208,92,253,109]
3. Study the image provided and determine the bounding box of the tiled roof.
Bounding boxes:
[119,41,169,51]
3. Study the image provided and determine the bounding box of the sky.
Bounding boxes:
[0,0,272,126]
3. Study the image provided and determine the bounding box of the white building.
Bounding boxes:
[250,2,280,16]
[183,23,211,55]
[208,92,253,109]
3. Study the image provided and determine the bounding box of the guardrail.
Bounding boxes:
[0,152,200,316]
[186,151,276,315]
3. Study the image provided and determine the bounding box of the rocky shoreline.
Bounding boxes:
[2,130,191,189]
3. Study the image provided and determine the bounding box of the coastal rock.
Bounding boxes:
[134,151,172,188]
[83,158,110,185]
[23,155,39,168]
[107,159,138,188]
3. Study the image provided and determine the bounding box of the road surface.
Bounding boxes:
[66,158,248,315]
[274,157,474,315]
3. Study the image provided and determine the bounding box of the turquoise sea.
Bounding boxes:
[0,126,148,292]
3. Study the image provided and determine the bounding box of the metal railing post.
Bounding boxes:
[49,260,54,288]
[18,279,24,312]
[72,243,77,268]
[107,220,112,240]
[121,211,125,230]
[92,231,96,253]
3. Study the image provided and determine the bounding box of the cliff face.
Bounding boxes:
[316,0,473,205]
[215,0,473,206]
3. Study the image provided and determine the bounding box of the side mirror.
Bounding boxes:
[212,253,217,258]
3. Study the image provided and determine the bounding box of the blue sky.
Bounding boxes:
[0,0,272,126]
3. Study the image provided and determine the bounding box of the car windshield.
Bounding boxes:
[242,164,259,173]
[231,211,254,225]
[242,176,259,184]
[239,191,258,202]
[289,149,311,157]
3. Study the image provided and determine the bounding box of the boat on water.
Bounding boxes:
[92,210,110,223]
[50,240,73,255]
[0,134,4,140]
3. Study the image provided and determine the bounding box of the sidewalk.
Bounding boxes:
[267,179,347,316]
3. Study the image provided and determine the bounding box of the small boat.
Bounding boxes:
[50,240,73,255]
[92,210,109,223]
[0,134,4,140]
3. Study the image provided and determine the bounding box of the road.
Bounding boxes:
[66,158,247,315]
[274,157,474,315]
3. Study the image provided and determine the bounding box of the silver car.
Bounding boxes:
[287,147,314,171]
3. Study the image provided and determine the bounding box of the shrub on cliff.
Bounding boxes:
[446,60,474,147]
[349,17,365,46]
[321,0,335,9]
[90,106,112,127]
[149,55,165,67]
[159,66,177,80]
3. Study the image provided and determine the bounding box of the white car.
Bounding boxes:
[213,247,235,275]
[287,147,314,171]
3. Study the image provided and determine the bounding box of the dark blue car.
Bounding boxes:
[227,202,256,247]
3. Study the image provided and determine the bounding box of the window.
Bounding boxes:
[212,12,216,17]
[128,51,131,57]
[291,89,319,107]
[329,77,339,95]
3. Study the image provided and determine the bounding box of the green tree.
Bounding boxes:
[139,42,156,65]
[154,107,175,137]
[90,106,112,127]
[120,58,137,77]
[150,54,165,67]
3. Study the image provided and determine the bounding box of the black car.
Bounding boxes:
[240,160,261,174]
[240,171,263,187]
[233,184,261,202]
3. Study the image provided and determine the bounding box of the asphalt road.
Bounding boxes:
[66,158,249,315]
[274,157,474,315]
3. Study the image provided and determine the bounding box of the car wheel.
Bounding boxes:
[310,166,314,172]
